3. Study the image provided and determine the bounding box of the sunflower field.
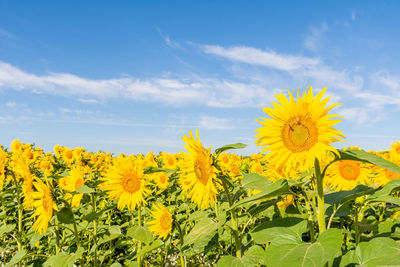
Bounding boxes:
[2,86,400,267]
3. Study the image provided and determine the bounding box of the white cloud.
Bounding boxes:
[0,61,279,108]
[198,116,234,130]
[337,107,369,124]
[78,98,99,104]
[202,44,363,93]
[203,45,320,71]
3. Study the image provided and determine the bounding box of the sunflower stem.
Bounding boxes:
[11,173,23,253]
[221,178,242,258]
[91,194,98,267]
[175,220,186,267]
[315,158,326,233]
[137,207,142,267]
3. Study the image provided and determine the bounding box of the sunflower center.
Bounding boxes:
[194,159,209,185]
[339,161,360,181]
[75,178,84,190]
[282,117,318,153]
[223,155,229,164]
[159,174,167,184]
[122,172,141,193]
[160,213,172,230]
[167,157,174,166]
[385,170,400,181]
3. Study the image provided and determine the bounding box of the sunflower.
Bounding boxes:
[373,150,400,186]
[100,156,149,211]
[179,130,218,209]
[59,166,85,208]
[150,172,169,191]
[147,203,173,240]
[31,178,58,234]
[161,152,178,170]
[324,159,371,191]
[255,86,345,172]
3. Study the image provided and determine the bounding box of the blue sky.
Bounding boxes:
[0,1,399,155]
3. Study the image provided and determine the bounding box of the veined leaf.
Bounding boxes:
[265,228,343,267]
[251,217,307,244]
[339,237,400,267]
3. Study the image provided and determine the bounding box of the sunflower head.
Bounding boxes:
[147,203,173,240]
[255,86,345,172]
[100,156,149,211]
[31,178,58,234]
[179,129,218,209]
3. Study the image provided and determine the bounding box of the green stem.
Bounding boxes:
[92,194,98,267]
[55,220,60,254]
[73,220,81,248]
[175,220,186,267]
[304,198,315,242]
[137,207,142,267]
[12,174,23,252]
[221,178,242,258]
[315,159,326,233]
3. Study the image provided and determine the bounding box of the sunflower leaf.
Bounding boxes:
[56,207,75,224]
[338,149,400,173]
[214,143,247,157]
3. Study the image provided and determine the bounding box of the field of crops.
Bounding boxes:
[1,87,400,266]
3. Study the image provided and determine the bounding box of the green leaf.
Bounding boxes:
[56,207,75,224]
[339,149,400,173]
[137,239,164,259]
[251,217,308,244]
[325,185,375,206]
[368,179,400,198]
[265,228,343,267]
[184,218,220,247]
[233,179,289,209]
[0,224,15,237]
[244,245,265,265]
[367,195,400,206]
[43,247,85,267]
[339,237,400,267]
[97,225,121,246]
[143,166,175,174]
[29,232,43,248]
[127,226,153,245]
[241,173,273,191]
[214,143,247,156]
[5,249,26,267]
[76,185,94,194]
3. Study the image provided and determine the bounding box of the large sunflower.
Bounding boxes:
[147,203,173,240]
[101,156,149,211]
[255,86,345,172]
[31,178,58,234]
[179,130,218,209]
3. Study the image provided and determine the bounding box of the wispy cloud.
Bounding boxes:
[202,44,363,93]
[156,27,182,49]
[303,22,328,52]
[0,28,15,39]
[198,116,234,130]
[203,45,320,71]
[0,61,277,108]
